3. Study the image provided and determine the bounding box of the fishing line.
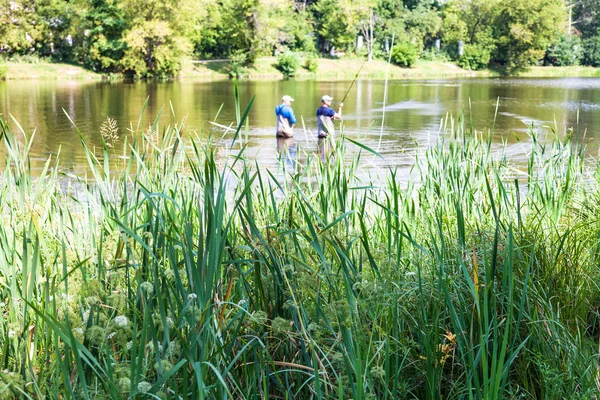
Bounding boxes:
[340,58,368,105]
[376,33,395,155]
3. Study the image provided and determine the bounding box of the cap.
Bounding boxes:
[321,95,333,102]
[282,95,294,102]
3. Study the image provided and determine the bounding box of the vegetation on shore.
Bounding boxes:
[0,95,599,398]
[1,0,599,78]
[2,58,599,81]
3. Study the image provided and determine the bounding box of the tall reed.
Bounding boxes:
[0,101,598,399]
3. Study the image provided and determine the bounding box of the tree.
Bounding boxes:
[493,0,566,71]
[0,1,39,55]
[311,0,355,54]
[75,0,126,71]
[441,0,497,61]
[349,0,377,61]
[119,0,191,77]
[572,0,599,39]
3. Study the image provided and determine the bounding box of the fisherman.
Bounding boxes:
[316,95,343,138]
[275,95,296,138]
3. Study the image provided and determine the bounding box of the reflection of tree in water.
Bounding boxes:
[276,137,297,171]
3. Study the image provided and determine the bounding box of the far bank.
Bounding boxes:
[2,58,600,81]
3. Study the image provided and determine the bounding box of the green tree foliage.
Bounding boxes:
[0,0,582,76]
[311,0,355,53]
[119,0,191,77]
[34,0,79,60]
[493,0,565,71]
[0,1,35,54]
[582,31,600,67]
[459,43,492,70]
[441,0,496,64]
[208,0,261,63]
[0,0,67,56]
[76,0,126,71]
[572,0,599,39]
[404,1,442,51]
[545,34,583,66]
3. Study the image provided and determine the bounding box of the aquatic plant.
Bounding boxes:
[0,99,599,399]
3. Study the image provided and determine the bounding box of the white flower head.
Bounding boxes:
[139,282,154,295]
[114,315,129,328]
[137,381,152,393]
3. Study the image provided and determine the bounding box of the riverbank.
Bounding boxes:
[2,58,600,81]
[2,62,101,80]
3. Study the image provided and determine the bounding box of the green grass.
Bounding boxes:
[4,62,102,80]
[180,58,485,81]
[0,94,599,399]
[2,58,598,81]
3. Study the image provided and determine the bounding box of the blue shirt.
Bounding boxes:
[275,104,296,125]
[316,106,335,119]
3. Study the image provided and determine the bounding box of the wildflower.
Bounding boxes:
[271,317,291,335]
[187,293,197,301]
[137,381,152,393]
[82,310,91,325]
[165,269,175,281]
[139,282,154,295]
[106,332,117,340]
[371,365,386,380]
[155,359,173,373]
[100,117,119,148]
[283,299,296,311]
[86,326,105,347]
[166,317,174,329]
[117,377,131,392]
[165,341,180,358]
[126,341,133,351]
[85,296,99,306]
[8,330,15,338]
[252,310,268,325]
[114,315,129,328]
[108,293,128,312]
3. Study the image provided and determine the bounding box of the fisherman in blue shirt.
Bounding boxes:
[316,95,343,138]
[275,95,296,138]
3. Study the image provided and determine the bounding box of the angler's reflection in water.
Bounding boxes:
[276,137,297,171]
[317,137,334,163]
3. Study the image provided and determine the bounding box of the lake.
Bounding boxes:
[1,77,600,174]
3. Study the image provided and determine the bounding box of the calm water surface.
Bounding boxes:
[1,78,599,174]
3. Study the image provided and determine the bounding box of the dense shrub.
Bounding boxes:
[458,43,492,70]
[545,35,583,66]
[275,52,300,78]
[391,41,420,68]
[304,55,318,73]
[420,48,449,62]
[227,50,250,78]
[582,34,600,67]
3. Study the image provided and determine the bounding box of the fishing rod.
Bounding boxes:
[340,58,368,105]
